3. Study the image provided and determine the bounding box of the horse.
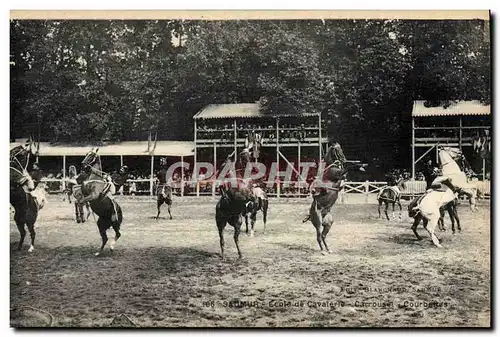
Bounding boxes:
[216,183,256,259]
[377,175,407,220]
[408,147,478,247]
[156,183,173,220]
[303,143,366,254]
[80,148,123,256]
[11,182,48,252]
[10,145,39,252]
[408,180,458,247]
[215,154,260,259]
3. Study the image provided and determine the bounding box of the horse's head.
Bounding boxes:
[325,143,347,167]
[82,147,100,171]
[438,146,462,164]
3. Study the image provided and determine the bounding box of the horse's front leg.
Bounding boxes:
[95,218,108,256]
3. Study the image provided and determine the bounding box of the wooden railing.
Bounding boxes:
[39,178,491,200]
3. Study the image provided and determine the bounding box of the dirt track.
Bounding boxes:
[10,196,491,327]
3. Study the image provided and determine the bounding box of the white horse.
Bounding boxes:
[410,147,478,248]
[434,146,478,211]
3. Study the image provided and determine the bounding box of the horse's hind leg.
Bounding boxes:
[397,199,403,219]
[411,215,423,241]
[16,223,26,251]
[216,217,227,260]
[75,202,81,223]
[391,202,396,219]
[454,206,461,233]
[321,213,333,254]
[156,199,162,220]
[384,202,390,221]
[262,199,268,233]
[232,216,243,259]
[426,216,443,248]
[95,218,109,256]
[26,221,36,253]
[85,203,91,221]
[167,201,173,220]
[249,211,257,237]
[377,200,382,218]
[110,225,121,251]
[14,211,27,250]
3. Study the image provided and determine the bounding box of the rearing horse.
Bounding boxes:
[435,146,478,211]
[10,144,37,252]
[408,146,478,248]
[80,148,123,256]
[304,143,366,254]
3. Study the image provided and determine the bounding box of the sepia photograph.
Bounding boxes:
[9,10,491,328]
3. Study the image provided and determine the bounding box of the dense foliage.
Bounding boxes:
[10,19,490,167]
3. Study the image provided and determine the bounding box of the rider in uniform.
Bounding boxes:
[423,159,440,190]
[30,162,44,188]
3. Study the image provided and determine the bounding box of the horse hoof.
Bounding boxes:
[28,246,34,253]
[321,251,327,256]
[76,219,81,224]
[250,231,254,238]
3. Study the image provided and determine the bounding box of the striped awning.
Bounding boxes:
[412,100,490,117]
[9,141,195,157]
[194,103,319,120]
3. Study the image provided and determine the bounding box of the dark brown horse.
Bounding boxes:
[215,151,259,259]
[10,144,38,252]
[80,148,123,256]
[377,175,407,220]
[304,143,366,254]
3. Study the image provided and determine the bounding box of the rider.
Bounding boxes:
[30,162,44,188]
[113,165,130,195]
[423,159,440,190]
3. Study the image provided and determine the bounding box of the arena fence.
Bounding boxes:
[40,178,490,201]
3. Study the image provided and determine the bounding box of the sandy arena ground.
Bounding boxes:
[10,195,491,327]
